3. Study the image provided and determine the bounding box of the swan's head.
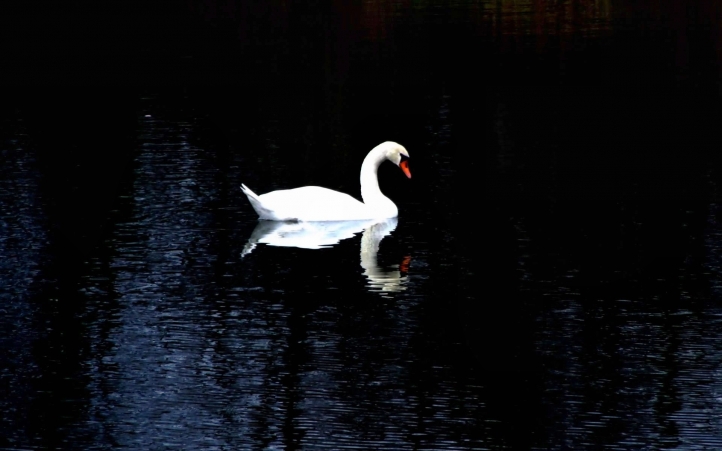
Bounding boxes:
[379,141,411,179]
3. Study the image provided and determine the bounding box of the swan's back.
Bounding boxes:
[244,185,373,221]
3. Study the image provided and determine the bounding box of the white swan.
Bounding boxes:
[241,141,411,221]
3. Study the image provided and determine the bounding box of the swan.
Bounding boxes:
[241,141,411,221]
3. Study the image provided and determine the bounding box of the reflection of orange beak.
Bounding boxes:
[400,160,411,179]
[400,255,412,273]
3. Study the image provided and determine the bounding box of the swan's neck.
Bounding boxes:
[360,147,393,210]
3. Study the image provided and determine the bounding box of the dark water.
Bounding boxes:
[3,0,722,450]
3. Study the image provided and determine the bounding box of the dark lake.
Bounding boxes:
[3,0,722,449]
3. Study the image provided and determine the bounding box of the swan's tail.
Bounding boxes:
[241,183,271,219]
[241,183,260,203]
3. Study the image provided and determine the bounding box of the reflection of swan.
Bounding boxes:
[360,218,408,296]
[241,219,379,255]
[241,142,411,221]
[242,218,409,296]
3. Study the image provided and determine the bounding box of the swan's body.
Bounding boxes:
[241,141,411,221]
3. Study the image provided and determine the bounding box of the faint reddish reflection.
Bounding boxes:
[358,0,613,42]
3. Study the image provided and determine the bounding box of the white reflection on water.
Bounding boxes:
[242,217,408,297]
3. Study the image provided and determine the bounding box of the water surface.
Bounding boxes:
[3,0,722,449]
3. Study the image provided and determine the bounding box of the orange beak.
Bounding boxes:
[400,160,411,179]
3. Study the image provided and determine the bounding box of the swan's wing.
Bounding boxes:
[260,186,361,206]
[258,186,371,221]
